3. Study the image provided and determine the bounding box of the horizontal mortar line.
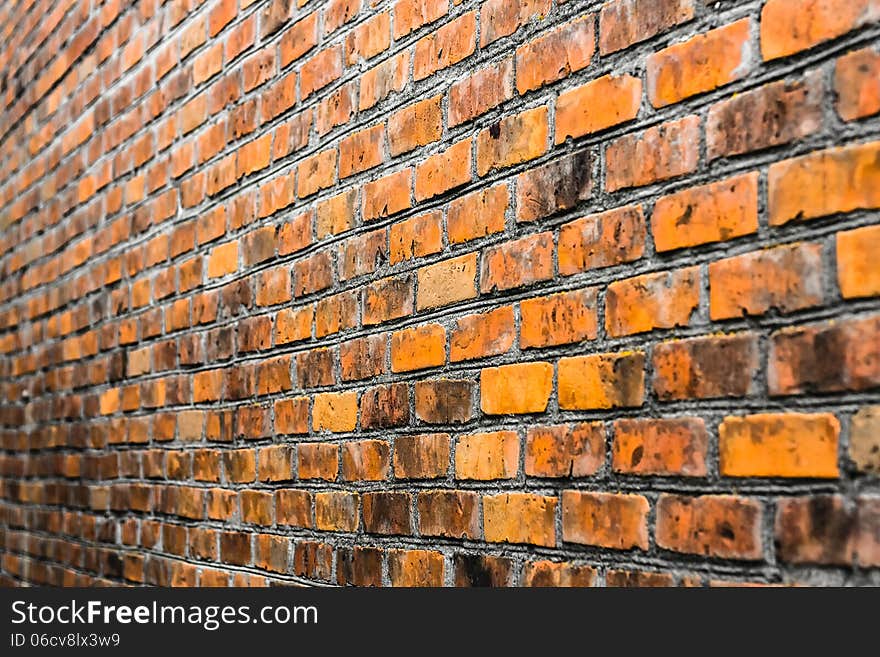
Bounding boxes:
[0,472,858,498]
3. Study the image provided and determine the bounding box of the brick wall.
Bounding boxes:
[1,0,879,587]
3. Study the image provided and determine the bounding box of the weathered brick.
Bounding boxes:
[481,362,553,415]
[558,205,646,275]
[484,493,557,547]
[652,173,759,251]
[605,115,700,192]
[709,243,824,320]
[600,0,696,54]
[562,491,649,550]
[558,352,645,410]
[612,418,708,476]
[653,333,759,400]
[525,423,605,478]
[707,73,824,159]
[657,494,763,560]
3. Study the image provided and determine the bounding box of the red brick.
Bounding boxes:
[599,0,696,54]
[388,95,442,155]
[449,58,513,127]
[653,333,759,400]
[480,233,553,293]
[656,494,763,560]
[707,73,824,160]
[606,267,700,337]
[447,184,508,244]
[612,418,708,476]
[413,12,476,80]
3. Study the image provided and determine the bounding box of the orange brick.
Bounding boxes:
[480,362,553,415]
[388,95,442,155]
[647,19,752,107]
[562,491,649,550]
[761,0,878,61]
[316,190,357,239]
[836,47,880,121]
[719,413,840,478]
[658,171,759,247]
[605,267,700,337]
[516,16,594,94]
[297,148,337,198]
[837,224,880,298]
[606,115,700,191]
[525,423,605,478]
[484,493,557,547]
[708,242,824,320]
[363,168,411,221]
[520,288,598,349]
[480,0,550,46]
[455,431,519,480]
[339,124,384,178]
[476,106,548,175]
[275,306,313,344]
[447,184,508,244]
[768,142,880,225]
[414,138,472,201]
[312,392,358,432]
[391,324,446,372]
[394,0,448,39]
[555,75,642,143]
[558,352,645,410]
[413,11,476,80]
[558,205,646,275]
[389,212,442,264]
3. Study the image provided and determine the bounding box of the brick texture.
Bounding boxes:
[0,0,877,589]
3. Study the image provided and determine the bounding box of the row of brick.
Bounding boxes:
[6,402,878,482]
[0,524,789,587]
[4,486,879,566]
